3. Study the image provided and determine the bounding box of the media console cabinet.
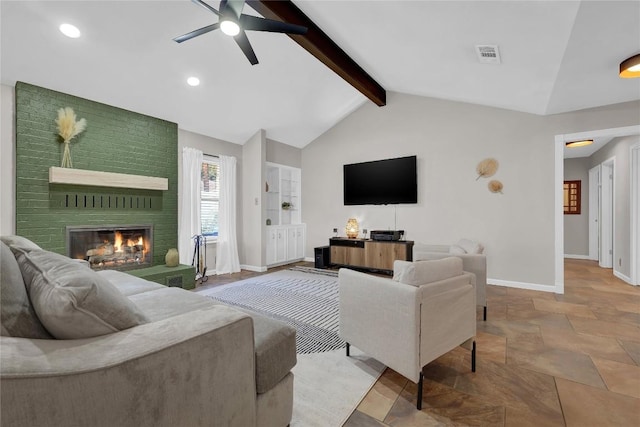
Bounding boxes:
[329,237,414,274]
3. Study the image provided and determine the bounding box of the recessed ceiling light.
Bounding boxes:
[187,77,200,87]
[59,23,81,38]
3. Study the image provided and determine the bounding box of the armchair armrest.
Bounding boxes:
[1,305,257,427]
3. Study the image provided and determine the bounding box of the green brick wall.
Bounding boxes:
[15,82,178,266]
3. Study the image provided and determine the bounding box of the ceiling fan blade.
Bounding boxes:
[234,30,258,65]
[224,0,246,19]
[240,14,307,35]
[192,0,220,16]
[173,23,220,43]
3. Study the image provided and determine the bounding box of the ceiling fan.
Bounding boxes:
[174,0,308,65]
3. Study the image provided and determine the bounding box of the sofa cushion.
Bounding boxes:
[456,238,484,254]
[132,288,297,394]
[15,249,149,339]
[237,309,297,394]
[128,286,216,321]
[393,258,463,287]
[0,241,51,338]
[97,270,165,297]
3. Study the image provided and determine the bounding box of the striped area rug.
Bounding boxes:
[200,269,345,354]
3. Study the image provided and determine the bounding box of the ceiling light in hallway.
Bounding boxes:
[565,139,594,148]
[187,77,200,87]
[59,23,80,38]
[620,53,640,78]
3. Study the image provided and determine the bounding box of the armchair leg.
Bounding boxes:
[483,305,487,321]
[472,340,477,372]
[346,342,350,357]
[417,372,424,410]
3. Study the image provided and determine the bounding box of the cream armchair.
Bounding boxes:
[339,258,476,410]
[413,241,487,321]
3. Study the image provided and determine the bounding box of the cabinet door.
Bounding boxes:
[295,226,305,259]
[276,227,287,262]
[287,227,297,260]
[365,242,408,270]
[331,246,366,267]
[266,228,277,265]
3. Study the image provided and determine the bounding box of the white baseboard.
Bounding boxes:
[564,254,592,260]
[488,278,557,293]
[240,264,267,273]
[304,256,314,263]
[613,269,633,285]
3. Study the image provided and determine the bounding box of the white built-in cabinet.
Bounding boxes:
[266,224,306,266]
[265,162,305,266]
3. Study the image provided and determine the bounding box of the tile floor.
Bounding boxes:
[198,259,640,426]
[344,259,640,426]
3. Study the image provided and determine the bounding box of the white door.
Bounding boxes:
[600,160,614,269]
[588,165,600,261]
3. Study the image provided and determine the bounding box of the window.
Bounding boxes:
[201,156,219,236]
[563,180,581,214]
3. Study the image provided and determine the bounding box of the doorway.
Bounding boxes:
[555,125,640,293]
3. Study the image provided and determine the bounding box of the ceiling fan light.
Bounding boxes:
[620,53,640,78]
[220,20,240,36]
[59,23,81,38]
[565,139,594,148]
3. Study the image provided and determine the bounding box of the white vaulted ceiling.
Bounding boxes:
[2,1,639,148]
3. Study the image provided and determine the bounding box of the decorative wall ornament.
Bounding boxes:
[488,180,504,194]
[476,158,499,180]
[55,107,87,168]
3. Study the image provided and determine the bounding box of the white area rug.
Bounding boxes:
[196,269,385,426]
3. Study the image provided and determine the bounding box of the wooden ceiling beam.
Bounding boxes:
[247,0,386,106]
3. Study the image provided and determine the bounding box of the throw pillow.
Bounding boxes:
[15,248,149,339]
[449,244,466,254]
[1,235,42,253]
[0,241,51,338]
[456,238,484,254]
[393,258,463,287]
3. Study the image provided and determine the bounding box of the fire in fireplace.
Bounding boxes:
[67,225,153,270]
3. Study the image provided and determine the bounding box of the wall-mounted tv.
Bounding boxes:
[343,155,417,205]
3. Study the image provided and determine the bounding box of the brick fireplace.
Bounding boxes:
[14,82,178,265]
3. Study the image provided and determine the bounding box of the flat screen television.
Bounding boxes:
[343,155,417,205]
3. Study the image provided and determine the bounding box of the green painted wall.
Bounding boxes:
[15,82,178,266]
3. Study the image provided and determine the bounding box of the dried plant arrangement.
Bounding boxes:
[476,158,499,180]
[55,107,87,168]
[488,180,504,194]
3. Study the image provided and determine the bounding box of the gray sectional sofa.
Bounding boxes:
[0,236,297,427]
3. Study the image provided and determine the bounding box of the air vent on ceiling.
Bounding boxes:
[475,45,501,64]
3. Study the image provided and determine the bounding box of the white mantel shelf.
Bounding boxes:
[49,167,168,191]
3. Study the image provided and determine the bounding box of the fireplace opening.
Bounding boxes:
[67,225,153,270]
